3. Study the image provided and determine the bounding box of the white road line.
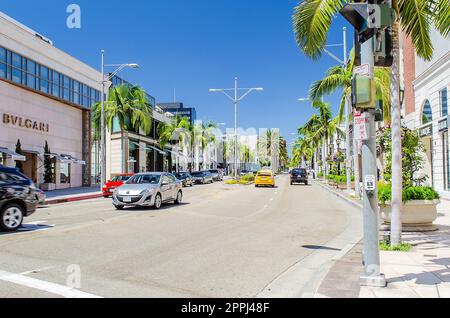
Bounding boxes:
[0,270,102,298]
[19,267,56,276]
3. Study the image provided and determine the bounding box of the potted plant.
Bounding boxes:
[41,141,56,191]
[378,128,440,231]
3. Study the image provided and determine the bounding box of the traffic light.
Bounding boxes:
[354,26,393,67]
[340,0,395,44]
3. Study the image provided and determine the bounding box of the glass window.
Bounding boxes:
[51,71,60,97]
[441,88,448,117]
[27,60,36,74]
[12,67,22,84]
[12,53,21,69]
[0,63,5,79]
[40,66,49,80]
[40,79,49,94]
[60,163,71,184]
[0,47,5,63]
[422,100,433,125]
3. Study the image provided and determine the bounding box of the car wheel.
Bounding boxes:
[174,191,183,205]
[0,203,24,232]
[154,193,162,210]
[115,205,124,210]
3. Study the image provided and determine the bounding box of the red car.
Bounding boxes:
[102,174,134,198]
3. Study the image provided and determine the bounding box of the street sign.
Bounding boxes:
[354,64,373,77]
[364,175,376,191]
[354,112,370,141]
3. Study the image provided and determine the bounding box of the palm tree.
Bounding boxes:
[293,0,449,246]
[92,84,153,174]
[157,115,191,172]
[309,49,391,194]
[278,137,289,171]
[192,121,218,170]
[300,101,345,180]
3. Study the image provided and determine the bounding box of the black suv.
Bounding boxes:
[174,172,194,187]
[290,168,309,185]
[0,166,38,231]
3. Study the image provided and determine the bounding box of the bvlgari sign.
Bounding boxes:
[2,113,49,133]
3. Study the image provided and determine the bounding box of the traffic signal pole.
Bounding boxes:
[359,31,386,288]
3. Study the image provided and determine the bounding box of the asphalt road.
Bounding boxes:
[0,175,362,298]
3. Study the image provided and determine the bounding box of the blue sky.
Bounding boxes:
[1,0,351,151]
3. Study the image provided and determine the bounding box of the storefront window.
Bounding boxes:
[441,88,448,117]
[60,163,71,184]
[422,100,433,125]
[11,53,22,84]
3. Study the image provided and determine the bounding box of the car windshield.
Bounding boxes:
[191,172,204,177]
[112,175,131,182]
[127,174,161,184]
[175,173,188,178]
[292,169,306,174]
[258,172,272,177]
[209,170,218,174]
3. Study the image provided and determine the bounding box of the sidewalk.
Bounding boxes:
[44,186,103,205]
[313,179,450,298]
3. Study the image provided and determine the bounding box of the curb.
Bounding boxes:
[45,193,103,205]
[313,180,363,210]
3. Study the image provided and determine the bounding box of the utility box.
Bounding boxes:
[352,75,376,109]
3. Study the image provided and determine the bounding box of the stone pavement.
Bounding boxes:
[314,179,450,298]
[360,199,450,298]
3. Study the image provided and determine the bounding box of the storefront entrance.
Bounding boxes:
[22,152,38,183]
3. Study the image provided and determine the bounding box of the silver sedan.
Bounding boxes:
[112,173,183,210]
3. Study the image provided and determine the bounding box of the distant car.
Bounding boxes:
[208,169,223,181]
[0,166,38,231]
[103,174,134,198]
[240,170,250,176]
[290,168,309,185]
[191,171,214,184]
[112,173,183,210]
[35,188,46,206]
[255,170,275,188]
[175,172,194,187]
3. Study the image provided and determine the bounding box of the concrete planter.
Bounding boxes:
[40,183,56,191]
[380,200,440,232]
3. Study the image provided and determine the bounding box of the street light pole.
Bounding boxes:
[234,77,238,179]
[209,79,263,179]
[99,49,139,190]
[343,27,352,193]
[100,50,106,190]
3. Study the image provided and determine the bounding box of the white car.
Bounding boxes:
[112,173,183,210]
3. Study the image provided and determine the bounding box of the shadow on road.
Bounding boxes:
[302,245,341,251]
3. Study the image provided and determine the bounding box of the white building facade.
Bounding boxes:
[0,12,102,189]
[405,28,450,198]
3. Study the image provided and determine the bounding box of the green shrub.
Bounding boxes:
[379,240,412,252]
[241,174,255,182]
[378,182,440,204]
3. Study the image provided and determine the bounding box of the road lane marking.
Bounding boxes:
[0,270,102,298]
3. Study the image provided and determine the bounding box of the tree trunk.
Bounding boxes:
[390,21,403,246]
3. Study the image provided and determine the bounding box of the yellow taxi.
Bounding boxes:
[255,170,275,188]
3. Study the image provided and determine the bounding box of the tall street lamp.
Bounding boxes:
[209,77,263,179]
[100,49,139,189]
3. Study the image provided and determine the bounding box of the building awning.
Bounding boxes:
[131,141,167,156]
[60,154,86,165]
[23,149,43,156]
[48,153,72,164]
[0,148,26,161]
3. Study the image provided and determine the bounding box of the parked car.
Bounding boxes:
[103,173,134,198]
[0,166,38,231]
[174,172,194,187]
[191,171,214,184]
[112,173,183,210]
[208,169,223,181]
[35,188,46,206]
[240,169,250,176]
[290,168,309,185]
[255,170,275,188]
